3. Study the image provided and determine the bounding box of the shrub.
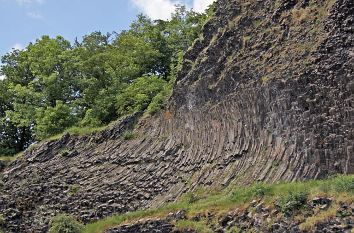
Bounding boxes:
[80,109,102,127]
[0,175,4,190]
[116,76,167,117]
[0,214,5,225]
[59,149,70,157]
[49,214,83,233]
[331,175,354,193]
[146,84,173,116]
[146,93,165,115]
[122,131,135,140]
[69,185,80,195]
[278,191,308,215]
[226,226,242,233]
[35,101,78,140]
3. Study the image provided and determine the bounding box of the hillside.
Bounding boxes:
[0,0,353,232]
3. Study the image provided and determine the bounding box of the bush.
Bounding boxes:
[35,101,78,140]
[122,131,135,140]
[80,109,102,127]
[146,93,165,115]
[0,179,4,190]
[146,84,172,116]
[278,191,308,216]
[59,149,70,157]
[226,226,242,233]
[49,214,83,233]
[0,214,4,225]
[69,185,80,195]
[116,76,167,117]
[331,175,354,193]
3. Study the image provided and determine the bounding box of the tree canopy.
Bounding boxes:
[0,5,214,155]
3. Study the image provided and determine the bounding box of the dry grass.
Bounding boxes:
[299,206,337,231]
[174,220,213,233]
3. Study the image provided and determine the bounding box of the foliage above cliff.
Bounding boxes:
[0,6,213,155]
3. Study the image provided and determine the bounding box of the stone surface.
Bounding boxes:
[0,0,353,232]
[104,201,353,233]
[106,220,174,233]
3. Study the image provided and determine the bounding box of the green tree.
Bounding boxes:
[116,76,167,116]
[35,101,78,140]
[0,5,213,155]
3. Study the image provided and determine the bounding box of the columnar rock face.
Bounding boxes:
[0,0,353,232]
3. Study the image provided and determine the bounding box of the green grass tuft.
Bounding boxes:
[175,220,213,233]
[122,131,135,140]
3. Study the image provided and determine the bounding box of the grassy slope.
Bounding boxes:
[83,175,354,233]
[0,153,23,163]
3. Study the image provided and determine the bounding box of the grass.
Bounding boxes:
[0,156,18,162]
[0,152,24,166]
[46,125,107,142]
[299,205,337,231]
[0,214,4,224]
[226,226,242,233]
[6,116,135,163]
[175,220,213,233]
[69,184,80,195]
[44,113,139,143]
[0,214,4,233]
[82,175,354,233]
[122,130,135,140]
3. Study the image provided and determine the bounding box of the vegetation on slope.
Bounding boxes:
[0,5,215,157]
[80,175,354,233]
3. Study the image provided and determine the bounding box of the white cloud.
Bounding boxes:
[0,75,6,80]
[10,43,24,51]
[15,0,44,5]
[192,0,215,13]
[130,0,215,20]
[131,0,180,20]
[27,11,43,19]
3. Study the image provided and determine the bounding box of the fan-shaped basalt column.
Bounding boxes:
[0,0,353,232]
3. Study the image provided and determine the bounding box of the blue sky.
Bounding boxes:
[0,0,137,57]
[0,0,214,60]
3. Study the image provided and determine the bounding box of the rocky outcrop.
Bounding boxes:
[104,199,354,233]
[0,0,353,232]
[106,220,175,233]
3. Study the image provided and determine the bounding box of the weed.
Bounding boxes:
[0,214,4,225]
[299,206,336,231]
[330,175,354,193]
[278,191,308,216]
[59,149,70,157]
[122,131,135,140]
[175,220,213,233]
[226,226,242,233]
[69,184,80,195]
[49,214,84,233]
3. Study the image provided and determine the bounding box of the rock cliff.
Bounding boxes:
[0,0,353,232]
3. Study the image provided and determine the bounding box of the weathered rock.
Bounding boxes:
[106,220,174,233]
